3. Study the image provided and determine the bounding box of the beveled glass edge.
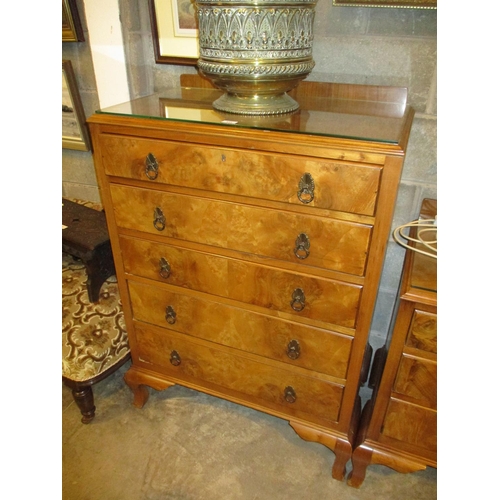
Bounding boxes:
[95,91,407,144]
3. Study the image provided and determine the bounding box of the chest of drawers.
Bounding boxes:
[347,198,437,487]
[88,81,414,481]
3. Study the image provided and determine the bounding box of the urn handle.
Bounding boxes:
[290,288,306,312]
[294,233,310,260]
[153,207,166,231]
[284,386,296,404]
[297,172,315,204]
[159,257,171,279]
[145,153,159,180]
[165,305,177,325]
[286,340,301,360]
[170,350,181,366]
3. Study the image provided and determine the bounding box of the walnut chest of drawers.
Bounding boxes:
[88,81,414,481]
[348,198,437,487]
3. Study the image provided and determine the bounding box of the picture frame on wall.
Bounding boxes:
[62,61,91,151]
[149,0,199,65]
[332,0,436,7]
[62,0,84,42]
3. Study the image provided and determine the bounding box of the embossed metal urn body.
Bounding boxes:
[195,0,317,115]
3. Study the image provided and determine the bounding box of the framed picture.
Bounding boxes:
[62,0,84,42]
[149,0,199,65]
[333,0,436,7]
[62,61,91,151]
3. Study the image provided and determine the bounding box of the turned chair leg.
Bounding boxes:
[72,386,96,424]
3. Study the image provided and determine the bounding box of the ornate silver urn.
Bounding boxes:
[195,0,317,115]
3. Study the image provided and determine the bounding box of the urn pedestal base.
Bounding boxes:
[212,91,299,115]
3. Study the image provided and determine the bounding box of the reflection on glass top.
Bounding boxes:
[410,240,437,294]
[409,199,437,294]
[96,85,411,144]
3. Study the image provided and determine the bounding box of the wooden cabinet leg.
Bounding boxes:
[131,384,150,408]
[289,421,352,482]
[72,386,96,424]
[332,439,351,481]
[124,374,150,408]
[123,366,176,408]
[347,445,372,488]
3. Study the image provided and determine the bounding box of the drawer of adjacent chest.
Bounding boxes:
[128,280,353,378]
[134,321,344,423]
[392,354,437,409]
[110,184,372,276]
[121,237,361,328]
[100,134,381,216]
[405,309,437,354]
[381,398,437,453]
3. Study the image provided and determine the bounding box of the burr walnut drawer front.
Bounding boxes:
[405,309,437,354]
[100,134,381,216]
[121,237,361,328]
[381,398,437,452]
[134,321,344,423]
[110,184,372,276]
[128,280,353,379]
[392,354,437,409]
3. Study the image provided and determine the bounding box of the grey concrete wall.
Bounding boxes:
[62,0,437,357]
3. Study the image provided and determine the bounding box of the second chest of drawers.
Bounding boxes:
[348,198,437,487]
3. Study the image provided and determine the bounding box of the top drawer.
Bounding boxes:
[99,134,381,216]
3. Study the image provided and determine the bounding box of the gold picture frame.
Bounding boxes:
[149,0,199,65]
[332,0,436,7]
[62,0,84,42]
[62,61,91,151]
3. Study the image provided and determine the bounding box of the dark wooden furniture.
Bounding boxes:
[63,357,130,424]
[87,80,414,480]
[348,198,437,487]
[62,198,115,302]
[62,249,130,424]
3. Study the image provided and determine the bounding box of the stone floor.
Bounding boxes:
[62,361,437,500]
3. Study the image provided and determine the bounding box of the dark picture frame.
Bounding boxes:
[332,0,436,7]
[62,60,91,151]
[149,0,199,65]
[63,0,84,42]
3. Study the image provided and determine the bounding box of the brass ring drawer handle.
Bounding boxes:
[153,207,166,231]
[159,257,171,279]
[290,288,306,312]
[170,350,181,366]
[145,153,159,180]
[165,305,177,324]
[294,233,310,260]
[284,386,296,404]
[297,172,315,204]
[287,339,301,360]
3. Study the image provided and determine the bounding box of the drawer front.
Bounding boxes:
[128,280,353,378]
[111,184,372,276]
[393,354,437,409]
[121,237,361,328]
[100,134,381,216]
[406,309,437,354]
[134,322,344,423]
[381,398,437,452]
